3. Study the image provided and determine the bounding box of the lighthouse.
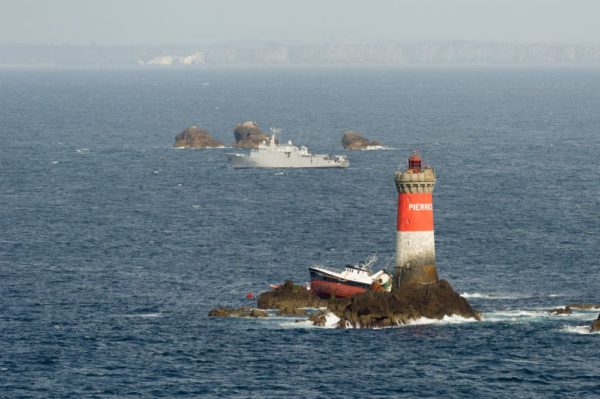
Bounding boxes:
[394,152,439,289]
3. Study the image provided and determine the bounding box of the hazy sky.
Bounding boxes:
[1,0,599,45]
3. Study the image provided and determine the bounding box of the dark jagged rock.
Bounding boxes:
[208,307,266,318]
[174,126,224,148]
[208,307,249,317]
[207,307,232,317]
[567,303,600,310]
[341,131,382,150]
[338,280,480,329]
[591,314,600,332]
[549,306,573,315]
[233,121,271,149]
[256,280,326,316]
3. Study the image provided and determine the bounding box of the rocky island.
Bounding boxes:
[233,121,271,149]
[341,131,383,150]
[209,152,480,329]
[209,279,478,328]
[174,126,224,148]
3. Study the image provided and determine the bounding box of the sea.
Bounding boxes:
[1,67,599,398]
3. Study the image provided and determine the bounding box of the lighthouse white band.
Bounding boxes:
[395,230,436,269]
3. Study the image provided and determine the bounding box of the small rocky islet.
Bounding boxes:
[341,131,383,150]
[209,279,480,329]
[174,126,224,148]
[232,121,272,149]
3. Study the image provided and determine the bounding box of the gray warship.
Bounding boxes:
[227,133,349,169]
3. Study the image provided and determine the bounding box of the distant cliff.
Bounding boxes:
[202,41,600,65]
[3,41,600,66]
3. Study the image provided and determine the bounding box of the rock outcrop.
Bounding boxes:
[209,278,479,328]
[591,314,600,332]
[208,307,267,318]
[256,280,327,316]
[174,126,224,148]
[341,131,382,150]
[233,121,271,149]
[338,280,480,328]
[549,306,573,315]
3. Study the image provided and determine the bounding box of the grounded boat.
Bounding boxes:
[228,133,349,169]
[308,256,392,299]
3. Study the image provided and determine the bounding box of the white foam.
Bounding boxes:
[125,312,162,318]
[139,312,162,318]
[75,148,90,153]
[461,292,492,299]
[482,309,586,323]
[484,309,547,321]
[460,292,530,300]
[278,319,315,328]
[361,145,394,151]
[324,312,341,328]
[342,314,478,329]
[559,325,598,335]
[480,307,599,324]
[277,311,340,329]
[408,314,479,326]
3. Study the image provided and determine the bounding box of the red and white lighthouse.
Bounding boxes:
[394,152,439,289]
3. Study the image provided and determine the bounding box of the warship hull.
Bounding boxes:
[228,152,348,168]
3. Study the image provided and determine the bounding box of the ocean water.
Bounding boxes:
[1,67,599,398]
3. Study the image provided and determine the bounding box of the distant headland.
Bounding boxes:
[3,40,600,67]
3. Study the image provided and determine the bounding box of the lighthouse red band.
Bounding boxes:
[397,193,434,232]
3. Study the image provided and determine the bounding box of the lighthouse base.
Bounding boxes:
[395,265,439,290]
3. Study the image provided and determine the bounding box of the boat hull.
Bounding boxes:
[309,267,371,299]
[310,279,368,299]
